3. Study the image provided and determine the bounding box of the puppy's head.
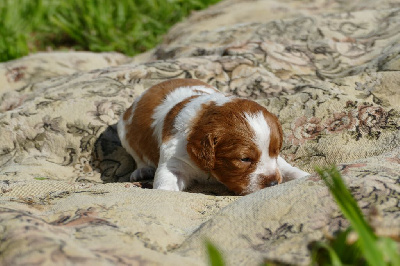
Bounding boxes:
[187,99,283,195]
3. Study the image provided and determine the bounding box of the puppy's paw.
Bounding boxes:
[152,170,183,192]
[284,168,309,182]
[291,169,309,179]
[130,167,156,182]
[154,184,180,191]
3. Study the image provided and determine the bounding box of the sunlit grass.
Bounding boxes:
[311,166,399,266]
[0,0,220,62]
[206,241,224,266]
[206,166,400,266]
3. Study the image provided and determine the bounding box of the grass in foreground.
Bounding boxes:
[206,166,400,266]
[0,0,220,62]
[206,241,225,266]
[311,166,399,266]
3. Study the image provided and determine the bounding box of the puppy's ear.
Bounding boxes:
[187,132,216,171]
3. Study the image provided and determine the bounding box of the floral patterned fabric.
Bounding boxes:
[0,0,399,265]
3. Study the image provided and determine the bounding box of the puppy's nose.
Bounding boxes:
[268,181,278,187]
[259,169,282,188]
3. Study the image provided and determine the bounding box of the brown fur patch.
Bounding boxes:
[123,79,214,166]
[162,95,199,142]
[123,105,133,121]
[258,168,282,188]
[264,111,283,158]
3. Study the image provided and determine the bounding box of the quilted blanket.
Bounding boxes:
[1,0,399,265]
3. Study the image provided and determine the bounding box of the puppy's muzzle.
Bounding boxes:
[259,169,282,188]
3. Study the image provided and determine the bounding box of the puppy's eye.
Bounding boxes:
[240,158,251,162]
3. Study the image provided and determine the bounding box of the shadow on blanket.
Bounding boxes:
[92,123,134,183]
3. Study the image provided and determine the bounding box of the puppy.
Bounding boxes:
[117,79,308,195]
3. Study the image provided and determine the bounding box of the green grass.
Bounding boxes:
[206,241,225,266]
[205,166,400,266]
[0,0,220,62]
[312,166,400,266]
[33,177,49,180]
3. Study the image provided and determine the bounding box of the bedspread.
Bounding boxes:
[1,0,399,265]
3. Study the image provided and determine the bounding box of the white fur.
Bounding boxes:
[277,156,309,182]
[154,137,212,191]
[244,112,278,193]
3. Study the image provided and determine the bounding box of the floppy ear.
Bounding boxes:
[187,132,216,171]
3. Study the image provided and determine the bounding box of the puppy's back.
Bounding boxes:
[118,79,216,167]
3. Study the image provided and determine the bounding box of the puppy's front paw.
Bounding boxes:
[153,178,180,191]
[154,184,180,191]
[278,156,310,182]
[291,169,309,179]
[282,168,309,182]
[130,167,156,182]
[153,166,185,192]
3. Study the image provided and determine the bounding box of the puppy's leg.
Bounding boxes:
[278,156,309,182]
[128,152,156,181]
[118,117,155,181]
[130,167,156,181]
[153,161,187,191]
[153,140,193,191]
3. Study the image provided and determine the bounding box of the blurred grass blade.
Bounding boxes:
[315,166,386,266]
[206,241,224,266]
[311,241,343,266]
[377,237,400,266]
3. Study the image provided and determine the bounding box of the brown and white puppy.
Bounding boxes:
[117,79,308,195]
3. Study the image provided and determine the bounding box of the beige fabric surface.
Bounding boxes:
[0,51,130,94]
[1,0,399,265]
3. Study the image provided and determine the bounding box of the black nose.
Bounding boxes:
[268,181,278,187]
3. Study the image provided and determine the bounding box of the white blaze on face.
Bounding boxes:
[244,111,278,192]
